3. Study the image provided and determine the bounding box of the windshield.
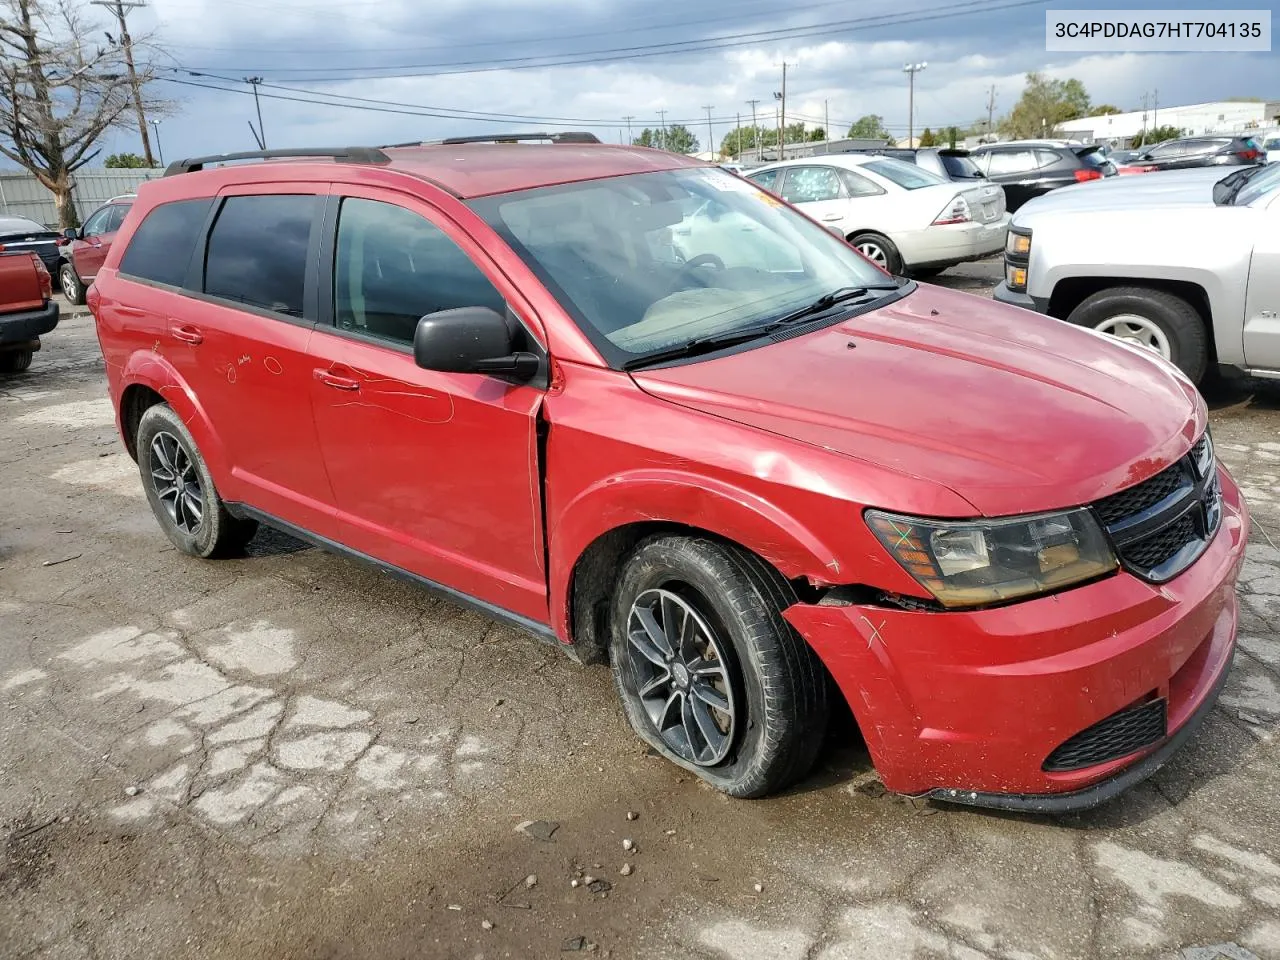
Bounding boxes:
[1233,163,1280,206]
[861,158,946,189]
[1264,138,1280,151]
[469,167,895,366]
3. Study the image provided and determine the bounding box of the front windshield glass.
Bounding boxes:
[469,167,896,365]
[1233,163,1280,206]
[861,158,947,189]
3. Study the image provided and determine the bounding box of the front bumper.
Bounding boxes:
[785,467,1249,812]
[993,280,1050,314]
[0,299,59,346]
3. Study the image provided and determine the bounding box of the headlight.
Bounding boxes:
[866,508,1117,609]
[1006,231,1031,256]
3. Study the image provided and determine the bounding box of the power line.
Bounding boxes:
[175,0,1049,81]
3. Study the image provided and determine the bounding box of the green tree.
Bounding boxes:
[104,152,147,168]
[945,126,960,148]
[847,114,894,142]
[807,127,827,142]
[999,72,1091,139]
[662,123,699,154]
[1093,104,1122,115]
[918,127,937,147]
[1135,124,1185,147]
[720,124,761,157]
[632,128,658,148]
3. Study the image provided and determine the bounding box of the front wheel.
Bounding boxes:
[60,263,85,306]
[1066,286,1209,384]
[0,348,33,373]
[609,536,830,798]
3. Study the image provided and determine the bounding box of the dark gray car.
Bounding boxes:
[842,147,986,183]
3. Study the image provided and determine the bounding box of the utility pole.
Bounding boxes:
[1140,91,1149,145]
[246,77,266,149]
[745,98,761,161]
[985,84,997,140]
[735,111,741,158]
[824,98,829,153]
[702,105,715,158]
[150,118,163,166]
[778,62,792,160]
[1153,88,1158,131]
[91,0,154,166]
[622,115,634,146]
[903,62,927,145]
[657,109,667,151]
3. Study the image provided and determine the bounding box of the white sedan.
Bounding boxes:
[744,155,1009,277]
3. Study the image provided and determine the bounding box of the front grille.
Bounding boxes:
[1043,698,1167,772]
[1090,432,1220,583]
[1094,462,1187,527]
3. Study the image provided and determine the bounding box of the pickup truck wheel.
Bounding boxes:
[849,232,903,276]
[609,536,830,798]
[60,264,85,306]
[0,348,33,373]
[136,404,258,558]
[1067,287,1208,384]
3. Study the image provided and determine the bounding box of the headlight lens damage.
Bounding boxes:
[866,508,1117,609]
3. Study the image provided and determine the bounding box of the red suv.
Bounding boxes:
[88,137,1249,809]
[60,194,134,305]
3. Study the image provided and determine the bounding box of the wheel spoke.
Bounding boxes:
[683,693,726,761]
[637,670,672,699]
[690,680,730,715]
[628,625,669,669]
[634,605,675,660]
[655,691,682,731]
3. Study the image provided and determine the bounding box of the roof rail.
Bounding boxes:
[437,132,602,145]
[163,146,391,177]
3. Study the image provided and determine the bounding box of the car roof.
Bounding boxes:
[0,215,50,231]
[156,144,708,200]
[750,154,882,172]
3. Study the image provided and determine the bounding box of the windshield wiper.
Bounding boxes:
[623,284,900,370]
[1214,165,1266,205]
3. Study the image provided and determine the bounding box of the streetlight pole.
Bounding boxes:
[903,61,927,145]
[745,99,761,161]
[149,119,163,167]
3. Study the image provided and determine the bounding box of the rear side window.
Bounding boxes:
[746,168,780,193]
[204,194,317,317]
[839,170,884,197]
[119,198,213,287]
[983,150,1037,175]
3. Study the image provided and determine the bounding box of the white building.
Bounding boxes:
[1059,99,1280,146]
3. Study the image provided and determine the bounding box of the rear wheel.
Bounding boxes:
[60,263,85,306]
[609,536,830,798]
[1066,286,1209,384]
[0,348,33,373]
[848,231,903,276]
[136,404,258,558]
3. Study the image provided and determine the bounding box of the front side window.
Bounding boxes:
[81,206,112,238]
[861,158,946,189]
[779,167,843,203]
[104,204,131,233]
[204,194,317,317]
[469,167,896,367]
[333,197,506,346]
[119,198,212,287]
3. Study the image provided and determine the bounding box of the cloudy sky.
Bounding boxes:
[90,0,1279,162]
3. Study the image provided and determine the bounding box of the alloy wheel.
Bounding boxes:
[625,587,737,766]
[1094,313,1172,359]
[149,431,204,534]
[855,240,887,267]
[60,266,78,300]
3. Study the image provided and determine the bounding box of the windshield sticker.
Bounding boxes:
[695,169,757,193]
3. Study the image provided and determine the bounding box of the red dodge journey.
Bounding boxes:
[87,135,1249,811]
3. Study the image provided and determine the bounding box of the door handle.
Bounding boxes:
[170,323,203,345]
[820,214,843,222]
[313,368,361,391]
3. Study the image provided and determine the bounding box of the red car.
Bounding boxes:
[60,194,134,305]
[87,137,1248,810]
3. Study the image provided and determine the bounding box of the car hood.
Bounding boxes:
[630,284,1204,518]
[1015,168,1229,218]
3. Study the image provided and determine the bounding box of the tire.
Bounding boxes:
[60,263,85,306]
[1066,286,1209,384]
[0,349,33,373]
[609,535,830,798]
[848,231,904,276]
[135,404,258,558]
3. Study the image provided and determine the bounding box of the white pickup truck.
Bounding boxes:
[993,163,1280,386]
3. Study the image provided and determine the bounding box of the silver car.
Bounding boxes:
[744,155,1009,278]
[994,164,1280,385]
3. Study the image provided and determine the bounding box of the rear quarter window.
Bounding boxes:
[119,198,214,287]
[939,153,983,178]
[861,158,946,189]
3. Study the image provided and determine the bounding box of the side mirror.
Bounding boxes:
[413,306,540,381]
[62,227,79,240]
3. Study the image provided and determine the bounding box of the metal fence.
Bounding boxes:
[0,168,164,227]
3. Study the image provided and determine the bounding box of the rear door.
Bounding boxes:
[305,187,549,622]
[1243,191,1280,370]
[158,188,336,529]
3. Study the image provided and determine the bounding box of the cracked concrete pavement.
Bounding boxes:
[3,269,1280,960]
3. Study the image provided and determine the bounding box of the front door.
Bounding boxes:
[74,203,126,281]
[307,190,548,622]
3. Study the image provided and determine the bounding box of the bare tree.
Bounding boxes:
[0,0,169,227]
